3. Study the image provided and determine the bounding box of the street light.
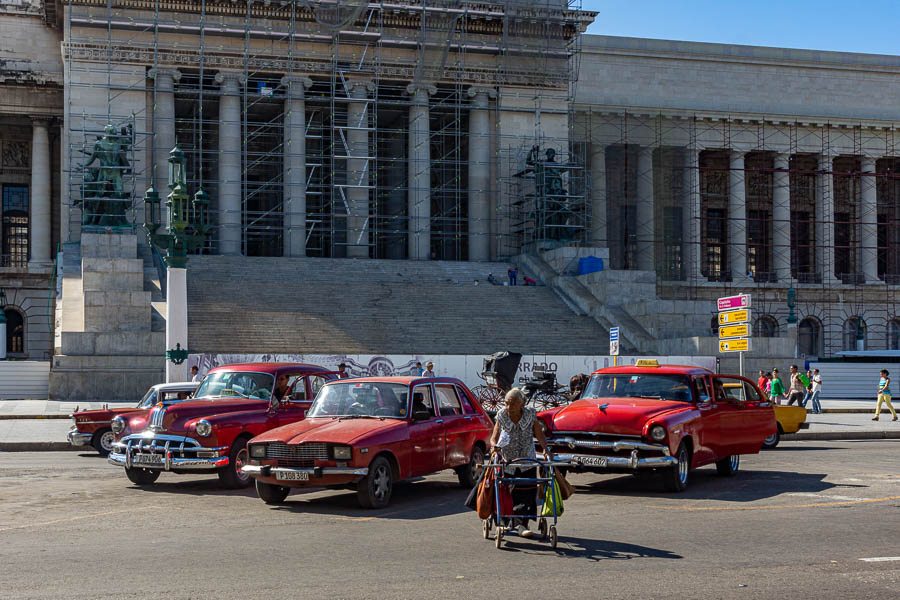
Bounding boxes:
[0,287,6,361]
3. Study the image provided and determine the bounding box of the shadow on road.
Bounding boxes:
[498,536,683,561]
[126,477,259,498]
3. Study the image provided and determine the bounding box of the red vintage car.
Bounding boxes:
[242,376,494,508]
[540,360,776,492]
[108,363,336,488]
[67,381,199,456]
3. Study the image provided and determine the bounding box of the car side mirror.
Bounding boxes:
[413,409,431,421]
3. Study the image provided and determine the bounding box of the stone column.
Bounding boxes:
[728,151,747,280]
[407,83,436,260]
[467,86,494,262]
[166,266,188,383]
[683,148,702,281]
[772,153,792,283]
[590,142,607,249]
[29,118,52,267]
[860,156,879,283]
[148,69,180,203]
[282,75,313,257]
[817,154,838,283]
[215,72,244,256]
[636,146,655,271]
[346,80,375,258]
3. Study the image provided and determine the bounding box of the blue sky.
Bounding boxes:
[582,0,900,56]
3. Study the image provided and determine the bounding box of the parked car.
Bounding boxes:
[108,363,336,488]
[242,376,493,508]
[764,405,809,449]
[539,360,777,492]
[67,381,199,456]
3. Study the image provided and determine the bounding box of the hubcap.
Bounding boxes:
[373,465,391,500]
[678,448,689,484]
[764,434,777,444]
[235,448,249,481]
[730,455,740,471]
[100,431,116,452]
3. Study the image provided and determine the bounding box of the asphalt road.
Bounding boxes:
[1,441,898,600]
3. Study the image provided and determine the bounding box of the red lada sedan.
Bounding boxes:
[540,360,776,492]
[242,377,493,508]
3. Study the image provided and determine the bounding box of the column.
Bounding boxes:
[772,153,792,283]
[860,156,879,283]
[215,72,243,255]
[467,87,494,262]
[165,266,188,383]
[636,146,655,271]
[590,142,607,249]
[817,154,838,283]
[682,148,702,281]
[346,80,375,258]
[728,151,747,280]
[148,69,181,201]
[407,83,435,260]
[29,118,52,267]
[282,75,313,257]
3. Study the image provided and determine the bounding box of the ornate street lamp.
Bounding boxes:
[143,145,211,381]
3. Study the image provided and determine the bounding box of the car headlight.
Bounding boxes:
[111,416,126,434]
[195,420,212,437]
[649,425,667,442]
[332,445,352,460]
[249,444,266,459]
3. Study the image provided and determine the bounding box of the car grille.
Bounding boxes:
[123,435,203,457]
[265,442,328,460]
[547,432,667,457]
[148,407,166,432]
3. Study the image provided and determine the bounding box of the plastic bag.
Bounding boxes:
[541,480,564,517]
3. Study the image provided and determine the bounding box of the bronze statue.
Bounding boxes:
[527,145,569,239]
[80,123,132,227]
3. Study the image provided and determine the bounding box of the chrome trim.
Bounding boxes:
[109,433,229,471]
[548,436,670,454]
[551,430,642,440]
[554,452,678,469]
[108,452,228,470]
[72,420,112,425]
[67,429,93,446]
[241,465,369,477]
[148,407,166,432]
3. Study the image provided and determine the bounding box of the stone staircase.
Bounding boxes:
[186,256,609,355]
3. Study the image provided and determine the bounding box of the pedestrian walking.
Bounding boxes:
[809,369,823,414]
[757,370,767,393]
[416,361,424,376]
[508,265,518,286]
[764,372,772,396]
[770,368,786,405]
[422,361,435,377]
[786,364,805,406]
[801,369,813,407]
[872,369,896,421]
[190,365,202,382]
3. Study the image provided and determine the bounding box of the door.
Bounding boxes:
[434,384,472,468]
[407,384,445,476]
[713,375,774,455]
[688,376,720,464]
[274,373,315,427]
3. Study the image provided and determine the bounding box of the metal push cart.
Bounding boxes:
[481,456,568,550]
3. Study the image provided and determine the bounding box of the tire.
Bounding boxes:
[539,518,548,540]
[456,445,485,488]
[482,519,491,540]
[218,437,253,489]
[716,454,741,477]
[762,426,782,450]
[256,480,290,504]
[92,428,115,457]
[549,525,558,550]
[357,456,393,509]
[125,467,160,486]
[661,441,690,493]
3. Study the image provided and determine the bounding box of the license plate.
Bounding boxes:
[133,453,163,466]
[578,456,608,468]
[275,470,309,481]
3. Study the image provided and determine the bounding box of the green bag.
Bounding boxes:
[541,481,564,517]
[799,373,810,387]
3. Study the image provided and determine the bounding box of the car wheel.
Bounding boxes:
[762,427,781,450]
[218,437,253,489]
[357,456,393,509]
[661,441,690,492]
[125,467,160,486]
[716,454,740,477]
[456,445,485,488]
[256,480,290,504]
[92,428,115,457]
[549,525,558,550]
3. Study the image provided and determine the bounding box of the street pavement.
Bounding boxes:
[0,441,898,599]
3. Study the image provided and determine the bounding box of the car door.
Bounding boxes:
[406,384,446,476]
[434,384,472,469]
[713,375,773,455]
[689,375,721,464]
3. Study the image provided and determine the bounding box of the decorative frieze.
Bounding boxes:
[1,140,30,170]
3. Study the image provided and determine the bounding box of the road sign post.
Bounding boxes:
[610,326,620,366]
[717,294,751,378]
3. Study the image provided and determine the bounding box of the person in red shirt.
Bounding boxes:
[757,370,767,393]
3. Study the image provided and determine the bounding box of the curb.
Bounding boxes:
[784,431,900,442]
[0,442,82,452]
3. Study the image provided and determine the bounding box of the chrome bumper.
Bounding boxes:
[554,451,678,470]
[549,435,670,454]
[108,452,228,470]
[67,429,93,447]
[108,434,229,471]
[241,464,369,478]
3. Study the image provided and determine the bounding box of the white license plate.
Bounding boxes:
[133,453,163,465]
[275,470,309,481]
[578,456,608,468]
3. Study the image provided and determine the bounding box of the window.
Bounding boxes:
[888,319,900,351]
[753,315,779,338]
[662,206,684,281]
[435,384,462,416]
[286,375,307,400]
[703,208,727,280]
[2,186,29,268]
[692,377,710,403]
[456,385,476,414]
[5,309,23,354]
[411,385,435,418]
[309,376,328,398]
[799,317,822,357]
[790,211,813,277]
[842,317,867,351]
[710,315,719,336]
[747,209,771,278]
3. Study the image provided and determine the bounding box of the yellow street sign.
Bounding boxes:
[719,324,750,339]
[718,309,751,325]
[719,338,750,352]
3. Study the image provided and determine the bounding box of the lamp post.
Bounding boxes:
[143,145,210,382]
[0,288,7,360]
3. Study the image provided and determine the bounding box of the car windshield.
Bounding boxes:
[193,371,275,401]
[137,388,157,408]
[307,382,409,419]
[583,373,693,402]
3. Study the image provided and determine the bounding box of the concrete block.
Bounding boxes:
[82,257,143,274]
[82,271,144,292]
[80,233,138,259]
[84,306,150,332]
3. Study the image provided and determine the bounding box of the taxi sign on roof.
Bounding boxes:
[635,359,660,367]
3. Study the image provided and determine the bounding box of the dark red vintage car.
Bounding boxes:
[242,376,494,508]
[67,381,199,456]
[540,360,776,492]
[108,363,336,488]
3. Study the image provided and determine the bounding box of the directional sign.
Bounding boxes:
[610,327,619,341]
[719,338,751,352]
[719,324,750,339]
[719,309,751,325]
[717,294,751,311]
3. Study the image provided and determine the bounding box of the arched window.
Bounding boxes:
[798,317,822,357]
[4,308,24,354]
[753,315,779,337]
[888,319,900,351]
[842,317,867,351]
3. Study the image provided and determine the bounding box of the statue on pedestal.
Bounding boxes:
[79,123,133,227]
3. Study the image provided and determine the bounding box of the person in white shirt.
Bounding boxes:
[190,366,202,382]
[422,361,435,377]
[809,369,823,414]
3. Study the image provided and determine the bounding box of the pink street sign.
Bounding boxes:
[718,294,750,311]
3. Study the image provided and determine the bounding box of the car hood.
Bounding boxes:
[253,417,407,446]
[128,398,267,434]
[550,397,688,436]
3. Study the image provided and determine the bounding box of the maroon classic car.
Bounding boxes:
[108,363,336,488]
[242,376,494,508]
[540,360,776,492]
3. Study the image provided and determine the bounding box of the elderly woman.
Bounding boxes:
[489,388,553,538]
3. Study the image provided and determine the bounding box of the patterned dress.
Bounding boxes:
[495,407,537,463]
